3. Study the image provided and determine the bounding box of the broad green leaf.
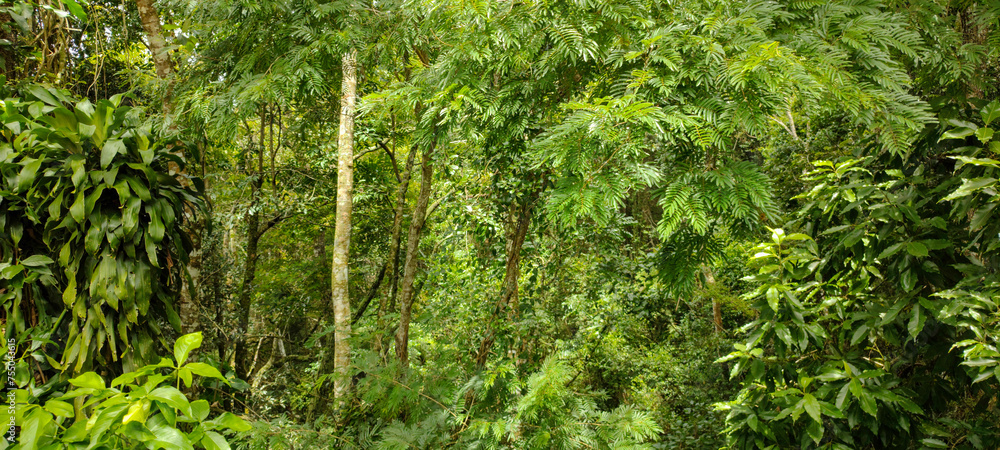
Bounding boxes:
[174,332,203,366]
[185,362,226,381]
[69,372,105,390]
[21,255,54,267]
[149,387,190,414]
[858,391,877,417]
[201,431,231,450]
[806,419,823,445]
[982,101,1000,126]
[976,127,993,143]
[940,127,976,141]
[43,400,74,418]
[908,305,925,341]
[212,412,252,432]
[189,400,210,422]
[877,242,905,259]
[921,438,948,449]
[905,242,927,257]
[62,0,87,20]
[101,139,125,169]
[944,177,997,201]
[123,399,151,424]
[802,393,822,423]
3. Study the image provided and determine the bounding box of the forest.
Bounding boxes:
[1,0,999,448]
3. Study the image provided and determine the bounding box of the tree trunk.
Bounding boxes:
[704,268,723,333]
[136,0,204,340]
[383,147,418,319]
[331,50,358,408]
[476,198,534,367]
[233,109,269,382]
[135,0,172,79]
[234,190,261,381]
[394,141,435,367]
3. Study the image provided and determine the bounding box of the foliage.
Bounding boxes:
[719,101,1000,448]
[2,332,250,450]
[1,82,202,386]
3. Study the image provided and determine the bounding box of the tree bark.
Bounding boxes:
[331,50,358,407]
[704,268,723,333]
[135,0,172,80]
[233,109,270,381]
[394,141,435,367]
[476,198,535,367]
[382,147,418,319]
[233,186,261,381]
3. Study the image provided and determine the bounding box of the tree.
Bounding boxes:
[331,49,357,405]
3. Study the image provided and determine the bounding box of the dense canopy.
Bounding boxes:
[1,0,999,448]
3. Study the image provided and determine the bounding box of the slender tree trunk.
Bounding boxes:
[394,141,435,367]
[353,261,387,325]
[234,187,261,381]
[383,147,418,319]
[476,199,534,367]
[704,268,723,333]
[234,109,268,381]
[331,50,358,407]
[307,231,332,421]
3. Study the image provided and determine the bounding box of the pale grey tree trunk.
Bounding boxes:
[331,50,358,407]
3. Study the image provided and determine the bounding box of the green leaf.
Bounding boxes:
[70,192,85,223]
[801,393,822,423]
[908,305,926,341]
[101,139,125,169]
[211,412,252,432]
[148,419,194,450]
[878,243,905,259]
[43,400,75,418]
[982,101,1000,126]
[21,255,54,267]
[201,431,231,450]
[944,177,997,201]
[921,438,948,449]
[28,85,62,107]
[940,127,976,141]
[858,391,877,417]
[174,332,203,366]
[185,362,226,381]
[148,387,191,415]
[123,399,151,424]
[905,242,928,257]
[900,270,916,292]
[69,372,105,390]
[976,127,993,143]
[806,419,823,445]
[189,400,210,422]
[62,0,87,20]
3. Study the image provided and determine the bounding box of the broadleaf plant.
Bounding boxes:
[0,82,203,399]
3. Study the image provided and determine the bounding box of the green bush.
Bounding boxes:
[2,332,250,450]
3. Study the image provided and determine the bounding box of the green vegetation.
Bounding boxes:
[1,0,998,448]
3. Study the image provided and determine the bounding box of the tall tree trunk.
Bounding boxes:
[135,0,174,107]
[234,109,268,381]
[383,147,418,320]
[394,141,435,367]
[136,0,205,340]
[234,187,261,381]
[331,50,358,408]
[307,231,332,421]
[135,0,172,79]
[476,199,534,367]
